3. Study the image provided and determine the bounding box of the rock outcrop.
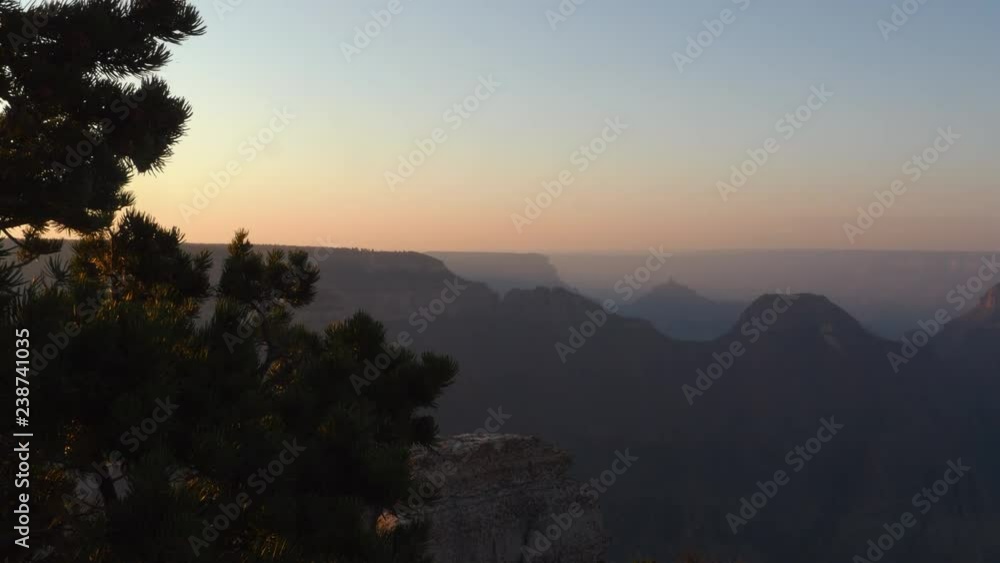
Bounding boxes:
[401,433,609,563]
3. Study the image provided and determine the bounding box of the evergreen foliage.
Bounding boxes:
[1,2,458,561]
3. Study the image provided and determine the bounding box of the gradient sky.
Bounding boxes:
[133,0,1000,252]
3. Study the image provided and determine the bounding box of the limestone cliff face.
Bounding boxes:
[403,434,609,563]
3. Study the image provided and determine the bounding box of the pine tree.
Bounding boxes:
[8,220,456,561]
[1,2,458,561]
[0,0,204,261]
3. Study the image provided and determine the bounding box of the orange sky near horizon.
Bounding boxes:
[121,0,999,254]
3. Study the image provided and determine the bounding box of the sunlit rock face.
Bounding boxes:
[401,433,609,563]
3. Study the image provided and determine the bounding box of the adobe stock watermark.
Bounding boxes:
[609,246,672,302]
[216,240,354,357]
[887,255,998,372]
[213,0,250,21]
[66,397,180,512]
[50,84,154,175]
[682,290,799,405]
[843,127,959,244]
[521,449,638,561]
[511,117,629,233]
[878,0,931,41]
[179,108,295,222]
[221,258,324,353]
[385,75,500,192]
[672,0,751,74]
[188,439,307,557]
[341,0,413,63]
[544,0,588,31]
[351,278,467,394]
[5,7,53,53]
[851,458,970,563]
[716,85,833,202]
[726,417,844,534]
[555,246,670,363]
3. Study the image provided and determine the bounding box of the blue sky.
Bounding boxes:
[136,0,1000,251]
